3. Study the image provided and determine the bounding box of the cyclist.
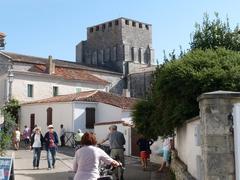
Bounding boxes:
[99,125,125,180]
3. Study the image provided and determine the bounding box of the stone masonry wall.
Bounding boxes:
[197,91,238,180]
[128,71,153,98]
[76,18,155,73]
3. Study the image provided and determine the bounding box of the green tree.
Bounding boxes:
[133,48,240,137]
[190,13,240,51]
[0,99,19,155]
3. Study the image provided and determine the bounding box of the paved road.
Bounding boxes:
[8,147,171,180]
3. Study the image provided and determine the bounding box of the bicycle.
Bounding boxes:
[98,144,125,180]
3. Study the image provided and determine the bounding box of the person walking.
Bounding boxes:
[99,125,126,180]
[44,125,59,170]
[13,127,21,150]
[136,135,154,170]
[60,124,66,147]
[158,137,172,172]
[74,129,84,146]
[30,127,44,169]
[73,132,120,180]
[23,125,31,150]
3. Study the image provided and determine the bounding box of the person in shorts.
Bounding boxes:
[137,135,153,170]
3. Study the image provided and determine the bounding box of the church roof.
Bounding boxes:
[23,90,137,109]
[0,51,118,85]
[2,52,121,75]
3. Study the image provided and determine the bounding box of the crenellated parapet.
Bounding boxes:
[76,17,155,73]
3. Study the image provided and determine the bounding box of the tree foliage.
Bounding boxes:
[133,48,240,137]
[0,99,19,155]
[190,13,240,51]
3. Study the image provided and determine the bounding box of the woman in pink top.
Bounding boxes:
[73,132,120,180]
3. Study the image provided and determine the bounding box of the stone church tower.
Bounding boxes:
[76,18,155,97]
[76,17,155,74]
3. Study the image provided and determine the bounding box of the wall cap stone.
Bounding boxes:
[197,90,240,102]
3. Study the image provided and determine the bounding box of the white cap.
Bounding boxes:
[48,124,54,129]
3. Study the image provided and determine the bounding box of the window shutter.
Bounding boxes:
[86,108,95,129]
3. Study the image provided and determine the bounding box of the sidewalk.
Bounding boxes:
[8,147,172,180]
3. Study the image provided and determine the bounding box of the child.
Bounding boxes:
[137,135,153,170]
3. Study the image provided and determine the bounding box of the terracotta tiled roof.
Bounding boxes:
[2,52,121,75]
[24,90,137,109]
[95,121,133,127]
[30,64,109,85]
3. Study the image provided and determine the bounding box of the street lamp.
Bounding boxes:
[7,66,14,102]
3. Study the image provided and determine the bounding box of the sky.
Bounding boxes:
[1,0,240,63]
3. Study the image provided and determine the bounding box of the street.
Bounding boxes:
[8,147,172,180]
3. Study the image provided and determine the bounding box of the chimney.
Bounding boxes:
[47,55,55,74]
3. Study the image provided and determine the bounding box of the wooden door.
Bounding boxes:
[47,107,53,126]
[30,114,35,131]
[131,128,141,156]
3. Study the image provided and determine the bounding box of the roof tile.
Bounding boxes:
[23,90,137,109]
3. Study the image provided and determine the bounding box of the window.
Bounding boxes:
[90,27,94,33]
[145,25,149,30]
[131,47,134,61]
[30,114,35,131]
[96,26,99,31]
[86,108,95,129]
[132,21,136,27]
[139,23,142,28]
[76,88,81,93]
[108,22,112,27]
[115,20,119,25]
[125,20,129,25]
[47,107,53,126]
[53,86,58,96]
[27,84,33,97]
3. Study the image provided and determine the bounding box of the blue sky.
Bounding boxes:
[1,0,240,63]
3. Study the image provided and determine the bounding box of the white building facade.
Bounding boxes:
[20,90,136,155]
[0,52,124,108]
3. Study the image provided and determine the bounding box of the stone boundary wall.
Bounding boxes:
[171,150,196,180]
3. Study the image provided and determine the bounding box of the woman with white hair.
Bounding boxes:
[30,127,44,169]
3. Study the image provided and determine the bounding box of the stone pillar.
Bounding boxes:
[123,43,130,62]
[104,48,110,63]
[197,91,238,180]
[85,50,91,65]
[133,47,138,63]
[117,44,124,61]
[111,46,117,62]
[92,51,97,65]
[150,48,155,65]
[139,48,144,64]
[98,49,104,65]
